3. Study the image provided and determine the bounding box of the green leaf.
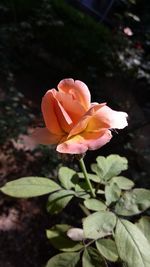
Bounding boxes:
[136,217,150,244]
[58,167,78,190]
[111,176,134,190]
[47,189,74,214]
[78,172,100,183]
[96,238,118,262]
[75,181,89,192]
[91,157,107,180]
[105,183,121,205]
[0,177,61,198]
[82,247,107,267]
[115,189,150,216]
[75,191,90,199]
[46,252,80,267]
[115,219,150,267]
[91,164,103,182]
[97,190,105,195]
[46,224,83,251]
[84,199,107,211]
[83,211,116,240]
[75,182,90,199]
[92,155,128,182]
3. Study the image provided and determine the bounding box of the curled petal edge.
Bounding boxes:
[57,130,112,154]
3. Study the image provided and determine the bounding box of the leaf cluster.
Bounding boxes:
[1,154,150,267]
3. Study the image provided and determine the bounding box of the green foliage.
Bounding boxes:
[46,224,83,252]
[47,189,75,214]
[91,155,128,183]
[58,167,78,190]
[111,176,134,190]
[84,199,107,212]
[0,177,61,198]
[115,219,150,267]
[78,172,100,183]
[1,154,150,267]
[136,217,150,244]
[115,188,150,216]
[105,182,121,205]
[96,238,118,262]
[46,252,80,267]
[82,247,106,267]
[83,211,116,240]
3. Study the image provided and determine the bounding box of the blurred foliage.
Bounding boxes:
[0,0,127,82]
[0,0,150,85]
[0,74,35,145]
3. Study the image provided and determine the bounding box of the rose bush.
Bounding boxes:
[32,79,128,154]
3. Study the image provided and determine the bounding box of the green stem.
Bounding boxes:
[79,158,96,198]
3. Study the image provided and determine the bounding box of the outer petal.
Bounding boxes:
[57,78,91,110]
[57,130,112,154]
[54,97,73,133]
[83,130,112,150]
[57,135,87,154]
[95,106,128,129]
[31,127,64,145]
[41,89,63,134]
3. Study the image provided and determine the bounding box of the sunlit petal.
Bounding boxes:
[58,78,91,110]
[56,91,86,123]
[57,130,112,154]
[95,106,128,129]
[69,103,106,137]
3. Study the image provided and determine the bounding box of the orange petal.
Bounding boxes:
[57,130,112,154]
[82,130,112,151]
[68,103,106,137]
[57,135,87,154]
[54,96,73,133]
[41,89,63,134]
[96,106,128,129]
[86,114,109,132]
[31,127,63,145]
[56,91,86,124]
[57,78,91,110]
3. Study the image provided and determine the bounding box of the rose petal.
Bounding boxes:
[68,103,106,137]
[86,114,110,132]
[57,135,87,154]
[57,78,91,110]
[30,127,63,145]
[95,106,128,129]
[56,91,86,123]
[83,130,112,150]
[57,130,112,154]
[41,89,63,134]
[54,97,73,133]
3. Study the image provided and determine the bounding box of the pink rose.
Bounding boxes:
[32,79,128,154]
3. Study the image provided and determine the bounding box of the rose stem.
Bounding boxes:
[78,158,96,198]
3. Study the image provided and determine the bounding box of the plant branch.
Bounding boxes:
[78,158,96,198]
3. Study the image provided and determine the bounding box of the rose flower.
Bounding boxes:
[32,79,128,154]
